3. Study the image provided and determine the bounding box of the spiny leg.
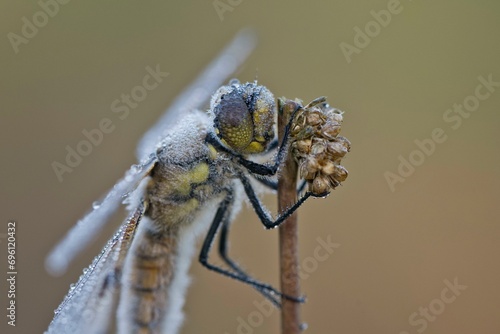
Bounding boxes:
[217,205,302,305]
[267,138,279,151]
[239,173,322,230]
[199,190,303,307]
[252,175,308,194]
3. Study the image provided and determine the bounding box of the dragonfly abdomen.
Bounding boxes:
[117,121,232,332]
[118,218,180,334]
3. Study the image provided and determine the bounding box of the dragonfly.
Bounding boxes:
[45,30,348,334]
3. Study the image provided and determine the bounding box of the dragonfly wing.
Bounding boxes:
[46,155,156,276]
[46,205,145,334]
[136,29,257,160]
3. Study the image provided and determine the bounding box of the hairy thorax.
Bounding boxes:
[144,112,233,230]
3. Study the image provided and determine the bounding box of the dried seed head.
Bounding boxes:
[333,165,348,182]
[321,122,341,139]
[326,141,348,158]
[311,175,330,195]
[311,140,326,155]
[320,160,336,175]
[302,156,320,179]
[336,136,351,151]
[306,111,323,126]
[288,96,351,196]
[294,138,312,155]
[299,160,317,180]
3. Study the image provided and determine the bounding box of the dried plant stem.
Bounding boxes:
[277,99,302,334]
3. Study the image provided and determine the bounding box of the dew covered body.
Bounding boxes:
[45,32,349,334]
[46,80,285,334]
[117,80,278,333]
[118,112,234,333]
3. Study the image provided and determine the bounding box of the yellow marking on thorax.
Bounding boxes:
[174,162,210,197]
[208,144,218,160]
[189,163,210,183]
[176,198,199,218]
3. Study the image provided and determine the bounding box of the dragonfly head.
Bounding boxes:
[211,81,276,155]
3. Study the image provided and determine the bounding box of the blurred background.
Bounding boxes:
[1,1,499,333]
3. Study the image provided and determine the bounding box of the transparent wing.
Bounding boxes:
[136,29,257,160]
[47,30,256,275]
[46,205,144,334]
[46,156,156,275]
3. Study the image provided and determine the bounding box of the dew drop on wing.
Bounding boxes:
[130,164,140,174]
[46,31,257,334]
[125,164,141,182]
[92,201,101,210]
[46,157,155,277]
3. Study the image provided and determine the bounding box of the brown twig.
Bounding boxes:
[277,99,302,334]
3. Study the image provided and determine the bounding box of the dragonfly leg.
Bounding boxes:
[199,190,304,307]
[252,175,307,195]
[238,173,326,230]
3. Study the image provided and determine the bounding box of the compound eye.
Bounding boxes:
[214,91,253,151]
